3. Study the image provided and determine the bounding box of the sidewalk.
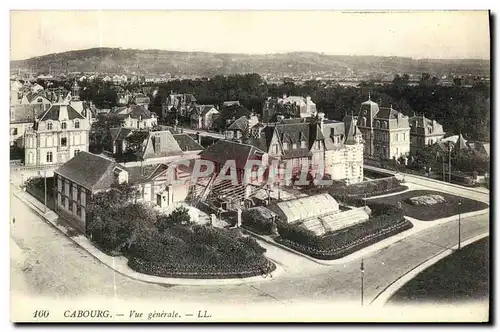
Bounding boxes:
[243,206,490,267]
[13,189,284,286]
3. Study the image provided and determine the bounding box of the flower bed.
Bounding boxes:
[128,256,275,279]
[276,220,413,260]
[126,224,275,279]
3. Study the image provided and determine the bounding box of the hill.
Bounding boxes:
[10,48,490,78]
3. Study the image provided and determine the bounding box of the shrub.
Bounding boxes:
[156,206,192,231]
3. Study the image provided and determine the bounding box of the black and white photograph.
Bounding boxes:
[8,9,491,323]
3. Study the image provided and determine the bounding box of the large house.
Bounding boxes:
[262,95,317,122]
[10,104,46,148]
[356,97,410,160]
[54,152,192,231]
[162,92,197,118]
[24,103,91,166]
[106,105,158,129]
[190,105,220,129]
[206,113,364,186]
[107,129,203,164]
[409,114,446,155]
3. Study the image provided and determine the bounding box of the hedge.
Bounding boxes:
[127,224,275,278]
[241,208,276,235]
[275,202,412,260]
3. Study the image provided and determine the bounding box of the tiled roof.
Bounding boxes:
[109,127,135,142]
[38,104,85,121]
[173,134,204,152]
[54,152,125,191]
[200,140,265,169]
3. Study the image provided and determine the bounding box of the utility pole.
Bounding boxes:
[442,155,445,182]
[360,258,365,306]
[448,144,452,183]
[458,197,462,250]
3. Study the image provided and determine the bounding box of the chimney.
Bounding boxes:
[318,112,325,132]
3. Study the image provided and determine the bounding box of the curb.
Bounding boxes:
[370,232,489,307]
[13,189,285,286]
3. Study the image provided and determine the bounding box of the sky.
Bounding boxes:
[10,10,491,61]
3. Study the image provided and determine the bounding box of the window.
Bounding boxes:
[47,122,53,130]
[76,205,82,217]
[69,183,73,199]
[37,98,43,103]
[60,195,65,206]
[374,120,380,128]
[273,144,278,154]
[68,201,73,212]
[61,122,67,129]
[46,151,53,163]
[74,120,80,129]
[283,142,289,150]
[300,141,307,149]
[10,128,18,135]
[74,149,80,157]
[403,133,406,141]
[395,133,399,142]
[61,137,67,147]
[292,143,297,149]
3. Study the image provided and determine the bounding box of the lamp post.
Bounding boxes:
[458,197,462,250]
[360,258,365,306]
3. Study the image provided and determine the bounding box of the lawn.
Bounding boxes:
[369,190,488,221]
[389,237,490,304]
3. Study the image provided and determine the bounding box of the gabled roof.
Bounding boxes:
[172,134,204,152]
[200,140,265,169]
[200,105,218,116]
[453,134,468,152]
[136,130,183,160]
[38,104,85,121]
[109,127,135,143]
[228,115,252,131]
[54,152,126,191]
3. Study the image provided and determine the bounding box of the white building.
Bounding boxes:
[24,103,91,166]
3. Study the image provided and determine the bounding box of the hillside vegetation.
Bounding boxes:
[11,48,490,77]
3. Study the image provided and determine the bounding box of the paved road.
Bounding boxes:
[10,182,489,306]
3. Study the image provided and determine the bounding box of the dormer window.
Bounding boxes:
[300,140,307,149]
[292,143,297,149]
[61,122,67,129]
[283,142,289,150]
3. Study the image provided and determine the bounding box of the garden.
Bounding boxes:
[369,189,489,221]
[242,200,413,260]
[87,184,274,278]
[24,176,55,210]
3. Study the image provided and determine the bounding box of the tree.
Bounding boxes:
[157,206,192,232]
